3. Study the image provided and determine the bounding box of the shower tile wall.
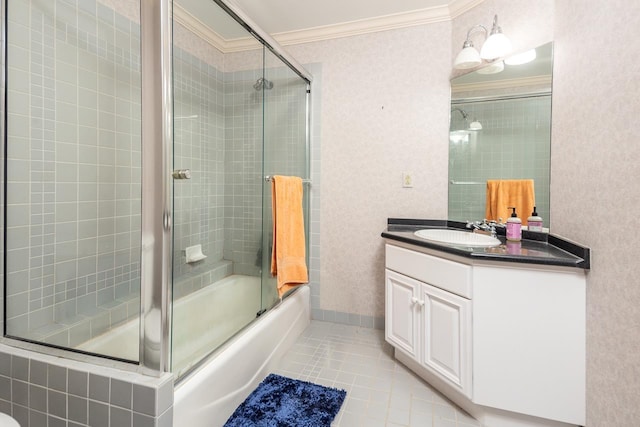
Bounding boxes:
[449,96,551,223]
[171,47,233,298]
[262,76,308,177]
[172,45,275,296]
[222,68,264,278]
[172,38,312,304]
[261,63,311,306]
[4,0,142,346]
[222,65,309,281]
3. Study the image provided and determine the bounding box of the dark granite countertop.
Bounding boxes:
[381,218,590,270]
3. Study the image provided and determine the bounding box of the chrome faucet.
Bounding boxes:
[466,219,504,238]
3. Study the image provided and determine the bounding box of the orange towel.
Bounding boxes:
[271,175,308,298]
[485,179,535,226]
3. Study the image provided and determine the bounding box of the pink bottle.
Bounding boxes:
[506,207,522,241]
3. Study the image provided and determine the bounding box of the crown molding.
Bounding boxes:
[173,3,262,52]
[272,0,483,46]
[174,0,484,52]
[223,37,263,53]
[448,0,486,19]
[272,6,451,46]
[451,75,552,94]
[173,3,227,51]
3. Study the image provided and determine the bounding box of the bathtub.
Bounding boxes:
[78,274,263,376]
[173,284,310,426]
[77,275,310,426]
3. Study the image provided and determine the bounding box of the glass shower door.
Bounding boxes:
[261,49,310,310]
[4,0,143,361]
[169,0,311,379]
[170,0,264,377]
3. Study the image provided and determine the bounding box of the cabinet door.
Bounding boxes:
[385,270,420,360]
[420,283,472,399]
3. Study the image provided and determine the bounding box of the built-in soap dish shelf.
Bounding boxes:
[185,244,207,263]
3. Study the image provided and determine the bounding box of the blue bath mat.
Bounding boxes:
[223,374,346,427]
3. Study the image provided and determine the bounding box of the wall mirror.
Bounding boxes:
[448,42,553,228]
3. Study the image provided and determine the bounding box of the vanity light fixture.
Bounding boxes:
[453,14,512,70]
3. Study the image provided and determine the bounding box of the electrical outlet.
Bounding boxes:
[402,172,414,188]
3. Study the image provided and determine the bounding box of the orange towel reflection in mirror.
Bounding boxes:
[485,179,535,226]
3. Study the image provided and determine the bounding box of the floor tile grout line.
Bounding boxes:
[276,321,482,427]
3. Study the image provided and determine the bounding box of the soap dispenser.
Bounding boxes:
[506,207,522,241]
[527,206,544,232]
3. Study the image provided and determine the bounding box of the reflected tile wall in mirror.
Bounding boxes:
[449,96,551,224]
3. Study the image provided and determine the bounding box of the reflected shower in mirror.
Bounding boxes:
[448,42,553,228]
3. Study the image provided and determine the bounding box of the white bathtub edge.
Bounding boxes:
[173,285,311,426]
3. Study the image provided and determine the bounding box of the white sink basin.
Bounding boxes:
[414,229,501,247]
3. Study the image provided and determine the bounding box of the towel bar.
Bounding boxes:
[450,180,484,185]
[264,175,312,185]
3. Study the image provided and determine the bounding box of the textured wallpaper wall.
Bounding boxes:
[288,23,451,318]
[552,1,640,425]
[291,0,640,424]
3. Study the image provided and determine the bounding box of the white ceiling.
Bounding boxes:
[231,0,452,34]
[175,0,479,50]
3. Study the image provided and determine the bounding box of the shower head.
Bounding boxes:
[451,107,482,131]
[451,107,468,120]
[253,77,274,91]
[468,120,483,130]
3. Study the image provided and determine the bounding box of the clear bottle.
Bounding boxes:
[527,206,544,232]
[506,207,522,241]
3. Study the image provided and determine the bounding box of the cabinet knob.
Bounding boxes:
[411,297,425,307]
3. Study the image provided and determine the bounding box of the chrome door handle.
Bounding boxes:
[172,169,191,179]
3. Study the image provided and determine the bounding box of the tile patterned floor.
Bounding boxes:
[274,321,482,427]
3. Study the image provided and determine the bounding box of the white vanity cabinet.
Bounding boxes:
[384,242,586,427]
[385,268,472,399]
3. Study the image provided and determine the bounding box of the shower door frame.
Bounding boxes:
[139,0,314,373]
[139,0,174,373]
